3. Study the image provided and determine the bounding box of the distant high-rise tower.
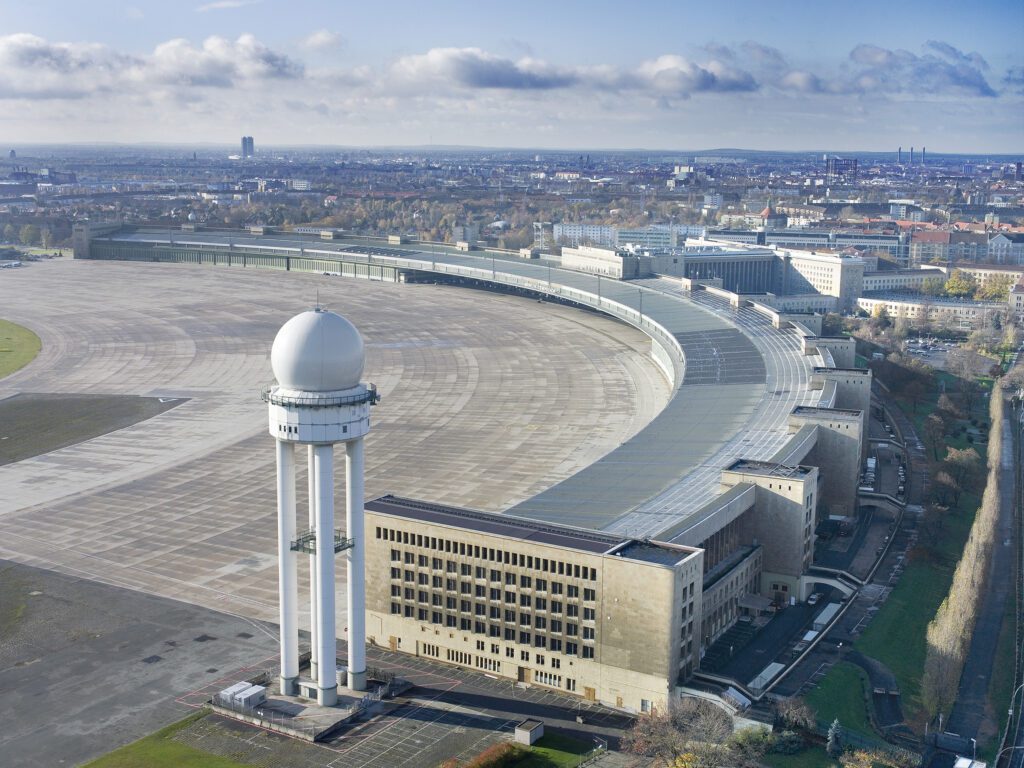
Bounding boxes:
[825,157,858,185]
[921,147,926,165]
[897,147,902,164]
[7,149,14,160]
[242,136,254,158]
[910,147,914,164]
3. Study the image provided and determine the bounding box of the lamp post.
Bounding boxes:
[996,745,1024,767]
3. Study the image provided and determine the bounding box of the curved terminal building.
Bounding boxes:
[74,223,873,713]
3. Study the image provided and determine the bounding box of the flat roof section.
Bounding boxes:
[367,495,624,555]
[792,405,862,418]
[674,328,766,386]
[607,540,695,567]
[726,459,813,478]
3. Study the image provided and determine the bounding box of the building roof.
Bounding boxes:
[366,495,697,565]
[792,405,862,418]
[725,459,813,478]
[911,231,951,244]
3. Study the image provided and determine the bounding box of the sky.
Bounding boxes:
[0,0,1021,152]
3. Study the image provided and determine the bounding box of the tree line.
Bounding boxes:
[921,390,1005,719]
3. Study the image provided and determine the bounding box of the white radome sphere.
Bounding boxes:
[271,309,365,392]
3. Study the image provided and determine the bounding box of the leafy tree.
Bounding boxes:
[18,224,39,246]
[920,277,946,296]
[933,469,961,505]
[943,269,977,298]
[923,413,946,459]
[826,719,843,758]
[976,274,1015,301]
[2,223,14,242]
[870,304,892,331]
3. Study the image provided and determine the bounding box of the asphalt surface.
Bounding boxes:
[0,559,278,768]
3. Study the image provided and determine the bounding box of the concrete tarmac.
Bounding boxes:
[0,260,668,634]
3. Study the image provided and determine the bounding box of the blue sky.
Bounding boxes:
[0,0,1021,151]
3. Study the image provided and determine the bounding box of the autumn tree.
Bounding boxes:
[976,273,1015,301]
[622,698,734,766]
[18,224,39,246]
[943,269,977,298]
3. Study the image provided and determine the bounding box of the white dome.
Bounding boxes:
[271,309,365,392]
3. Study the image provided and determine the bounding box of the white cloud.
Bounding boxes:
[0,33,301,99]
[196,0,260,12]
[302,29,343,51]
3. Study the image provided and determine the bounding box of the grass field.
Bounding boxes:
[83,711,249,768]
[0,319,41,379]
[806,372,985,735]
[0,393,183,465]
[806,662,876,740]
[518,732,594,767]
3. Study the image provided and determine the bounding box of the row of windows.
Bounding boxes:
[387,561,594,600]
[389,580,592,610]
[389,603,595,642]
[377,527,598,581]
[396,604,595,656]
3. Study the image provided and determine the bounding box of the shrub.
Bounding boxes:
[463,742,526,768]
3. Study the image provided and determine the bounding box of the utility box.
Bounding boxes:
[514,720,544,745]
[219,682,250,701]
[388,235,407,245]
[235,685,267,707]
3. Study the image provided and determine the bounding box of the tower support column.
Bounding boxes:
[313,443,338,706]
[275,440,299,695]
[346,437,367,691]
[307,444,318,680]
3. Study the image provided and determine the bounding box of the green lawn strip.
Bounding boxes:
[82,711,250,768]
[518,732,593,767]
[762,746,837,768]
[0,319,41,379]
[980,595,1019,763]
[806,662,878,741]
[853,486,976,727]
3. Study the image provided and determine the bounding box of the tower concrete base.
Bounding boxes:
[348,670,366,692]
[280,675,299,696]
[317,685,338,707]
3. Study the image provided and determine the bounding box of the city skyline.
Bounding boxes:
[0,1,1021,151]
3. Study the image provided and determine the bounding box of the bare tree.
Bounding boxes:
[622,698,734,766]
[774,696,815,730]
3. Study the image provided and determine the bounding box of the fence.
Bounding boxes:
[211,693,320,740]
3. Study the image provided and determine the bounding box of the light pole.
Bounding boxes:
[996,745,1024,767]
[638,288,644,325]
